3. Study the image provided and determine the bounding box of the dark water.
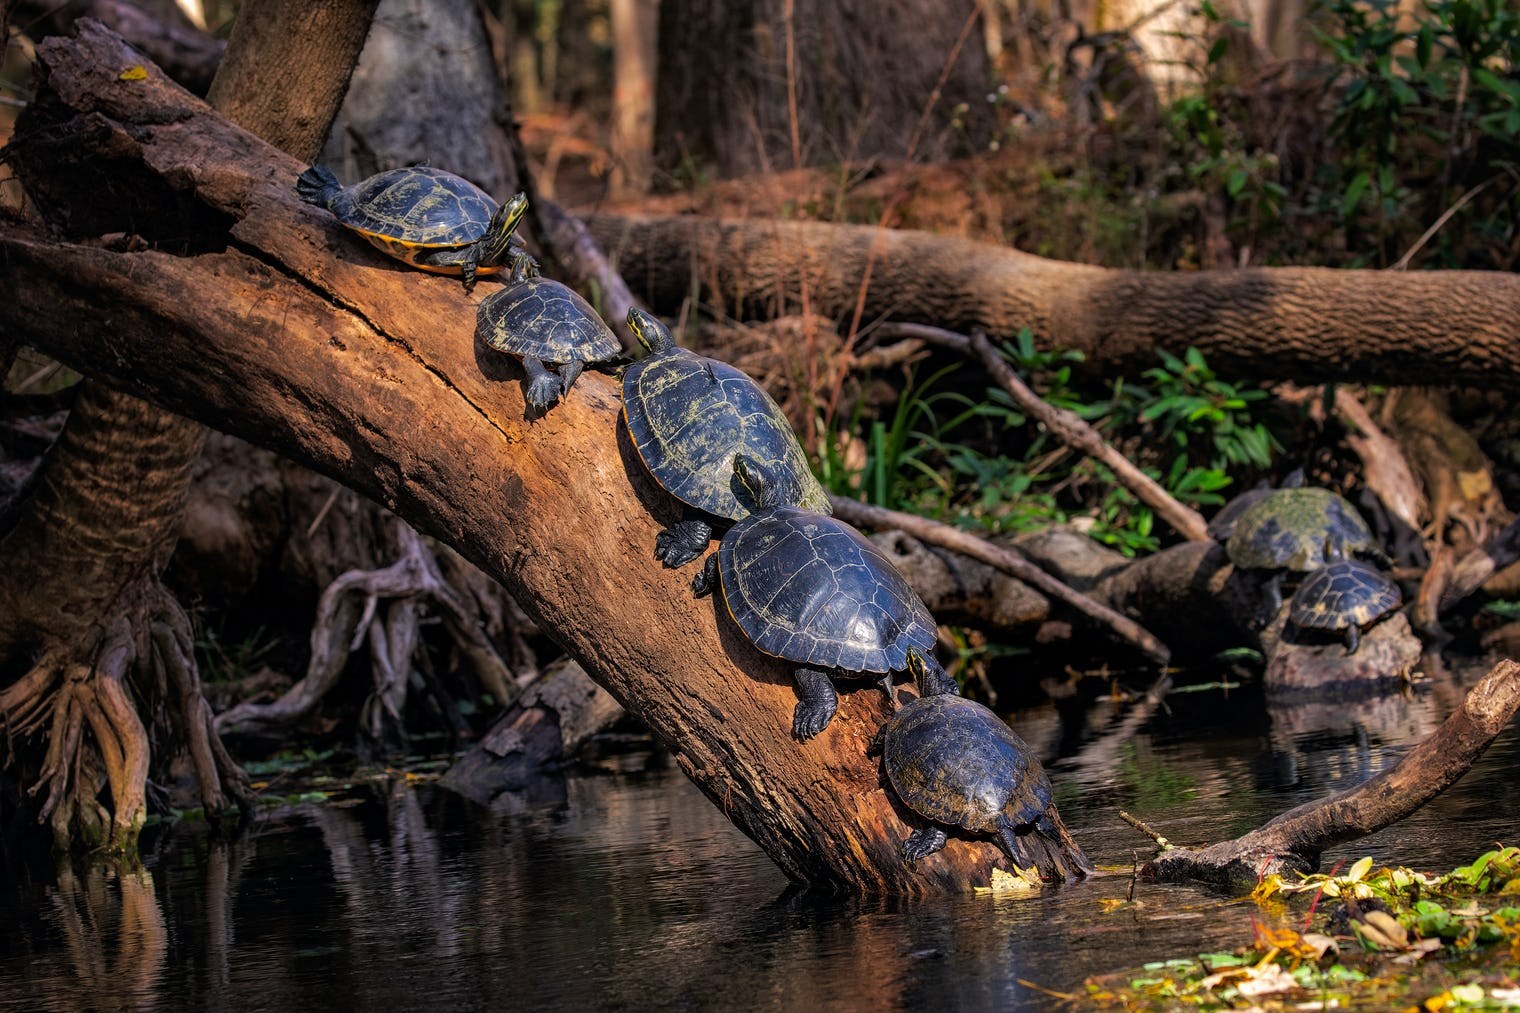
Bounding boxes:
[2,667,1517,1011]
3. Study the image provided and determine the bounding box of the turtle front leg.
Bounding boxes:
[1344,624,1361,654]
[1257,571,1284,628]
[691,553,720,598]
[902,827,948,863]
[878,672,899,711]
[557,359,585,398]
[655,515,713,568]
[791,667,838,741]
[521,356,563,414]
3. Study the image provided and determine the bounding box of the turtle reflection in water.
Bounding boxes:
[871,653,1075,869]
[694,456,940,741]
[1287,559,1402,654]
[622,308,829,568]
[477,278,621,415]
[295,164,533,291]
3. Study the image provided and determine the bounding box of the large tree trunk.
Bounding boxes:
[0,5,377,853]
[653,0,995,177]
[0,25,1087,892]
[585,213,1520,389]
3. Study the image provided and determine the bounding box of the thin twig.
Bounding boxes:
[1119,810,1172,850]
[1392,177,1496,271]
[829,496,1171,666]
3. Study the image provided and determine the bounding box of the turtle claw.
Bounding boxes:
[791,668,838,741]
[791,702,835,741]
[902,827,948,863]
[525,372,563,413]
[655,519,712,568]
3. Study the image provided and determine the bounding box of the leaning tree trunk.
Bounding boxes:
[585,214,1520,389]
[0,24,1086,892]
[0,4,378,853]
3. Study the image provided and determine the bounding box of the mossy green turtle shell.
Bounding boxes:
[717,506,935,672]
[1289,559,1401,631]
[881,693,1053,834]
[476,278,621,363]
[1225,486,1375,571]
[623,346,828,521]
[309,165,499,251]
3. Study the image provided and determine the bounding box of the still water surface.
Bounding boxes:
[2,671,1517,1011]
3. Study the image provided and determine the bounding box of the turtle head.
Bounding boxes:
[907,649,958,698]
[627,308,675,354]
[733,455,788,511]
[477,192,530,266]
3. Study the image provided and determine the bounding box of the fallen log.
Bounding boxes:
[0,22,1087,892]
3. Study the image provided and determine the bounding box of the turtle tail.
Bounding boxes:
[295,165,343,209]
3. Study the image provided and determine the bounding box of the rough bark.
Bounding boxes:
[315,0,518,197]
[584,213,1520,389]
[1146,658,1520,888]
[0,28,1087,891]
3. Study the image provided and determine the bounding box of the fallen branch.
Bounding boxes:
[828,496,1171,666]
[1442,515,1520,614]
[867,322,1210,543]
[1145,657,1520,887]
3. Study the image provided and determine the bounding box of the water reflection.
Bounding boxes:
[1,663,1516,1010]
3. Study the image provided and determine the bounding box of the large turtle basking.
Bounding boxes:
[1225,486,1385,619]
[1287,559,1402,654]
[870,653,1068,867]
[694,456,941,740]
[296,164,534,290]
[477,277,622,415]
[623,308,829,567]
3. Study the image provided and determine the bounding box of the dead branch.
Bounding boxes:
[829,496,1171,665]
[1145,657,1520,887]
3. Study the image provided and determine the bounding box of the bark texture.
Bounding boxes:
[0,25,1087,892]
[585,213,1520,389]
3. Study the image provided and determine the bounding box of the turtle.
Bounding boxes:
[869,652,1061,865]
[1287,559,1402,654]
[295,164,534,290]
[1225,486,1386,619]
[1206,468,1305,541]
[693,455,941,741]
[622,307,830,568]
[477,277,622,414]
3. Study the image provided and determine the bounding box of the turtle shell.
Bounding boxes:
[624,347,829,522]
[1226,487,1375,572]
[1289,559,1401,631]
[326,166,497,250]
[1207,485,1273,541]
[881,693,1053,835]
[477,278,621,364]
[717,506,935,673]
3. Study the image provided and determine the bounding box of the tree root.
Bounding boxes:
[2,583,248,853]
[214,519,516,748]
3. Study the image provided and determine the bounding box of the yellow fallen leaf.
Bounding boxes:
[1363,909,1409,948]
[118,65,149,81]
[1346,856,1375,883]
[973,864,1041,895]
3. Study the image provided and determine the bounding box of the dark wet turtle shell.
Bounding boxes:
[477,278,620,364]
[299,165,498,264]
[1289,560,1401,632]
[717,505,936,673]
[1225,487,1375,572]
[624,347,829,522]
[880,693,1053,837]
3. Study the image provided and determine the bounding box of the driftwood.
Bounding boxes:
[1145,658,1520,887]
[0,23,1087,892]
